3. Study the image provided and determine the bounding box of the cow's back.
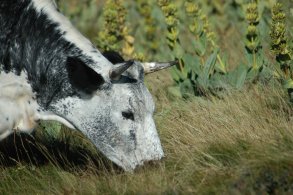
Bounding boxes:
[0,0,80,108]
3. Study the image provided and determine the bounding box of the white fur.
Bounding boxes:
[0,71,75,140]
[0,72,39,138]
[49,81,163,171]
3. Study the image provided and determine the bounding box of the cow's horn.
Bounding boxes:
[109,60,135,80]
[142,60,179,74]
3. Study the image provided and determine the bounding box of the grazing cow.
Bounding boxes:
[0,0,176,171]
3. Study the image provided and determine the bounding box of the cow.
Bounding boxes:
[0,0,176,171]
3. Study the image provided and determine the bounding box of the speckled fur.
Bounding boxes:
[0,0,164,171]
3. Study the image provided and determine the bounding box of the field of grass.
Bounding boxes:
[1,79,293,194]
[1,0,293,194]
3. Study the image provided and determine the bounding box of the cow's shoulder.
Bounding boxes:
[0,71,39,139]
[0,71,33,98]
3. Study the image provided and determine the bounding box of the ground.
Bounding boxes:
[0,74,292,194]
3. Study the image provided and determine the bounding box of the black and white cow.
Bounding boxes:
[0,0,176,171]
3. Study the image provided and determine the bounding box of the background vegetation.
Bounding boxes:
[1,0,293,194]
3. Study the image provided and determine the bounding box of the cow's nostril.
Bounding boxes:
[134,160,162,172]
[122,111,134,121]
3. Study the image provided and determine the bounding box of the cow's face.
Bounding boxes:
[48,59,164,171]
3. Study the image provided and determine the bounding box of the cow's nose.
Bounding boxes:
[133,158,165,172]
[144,159,164,166]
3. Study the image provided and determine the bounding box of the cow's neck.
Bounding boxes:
[0,0,110,108]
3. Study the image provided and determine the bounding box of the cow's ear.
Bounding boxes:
[66,57,105,94]
[102,51,125,64]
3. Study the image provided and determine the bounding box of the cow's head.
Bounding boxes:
[0,0,176,171]
[44,52,176,171]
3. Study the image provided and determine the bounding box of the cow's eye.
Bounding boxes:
[122,111,134,121]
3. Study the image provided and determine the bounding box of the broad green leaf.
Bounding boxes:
[170,68,181,82]
[215,59,227,74]
[216,53,229,74]
[283,78,293,89]
[245,50,254,68]
[192,36,207,56]
[180,79,194,98]
[256,53,265,69]
[246,67,259,81]
[173,44,184,59]
[203,49,219,79]
[182,53,201,75]
[227,64,248,89]
[235,65,248,89]
[168,86,182,98]
[170,67,186,82]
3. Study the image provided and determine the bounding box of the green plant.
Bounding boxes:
[270,2,293,100]
[136,0,158,54]
[223,0,272,90]
[157,0,183,63]
[56,0,101,36]
[96,0,143,59]
[165,1,225,98]
[96,0,127,52]
[244,1,265,81]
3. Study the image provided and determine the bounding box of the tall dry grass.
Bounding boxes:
[1,80,292,194]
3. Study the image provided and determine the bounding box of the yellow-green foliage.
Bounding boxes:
[97,0,143,59]
[157,0,181,57]
[270,2,293,100]
[271,3,288,56]
[97,0,127,52]
[184,0,201,35]
[56,0,101,36]
[245,2,260,54]
[185,1,226,74]
[136,0,158,53]
[270,3,292,70]
[244,1,263,73]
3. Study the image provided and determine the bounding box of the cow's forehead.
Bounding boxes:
[112,80,154,109]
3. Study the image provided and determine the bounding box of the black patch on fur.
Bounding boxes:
[102,51,139,84]
[111,75,138,84]
[129,130,137,148]
[122,110,134,121]
[66,57,105,94]
[102,51,125,64]
[0,0,100,108]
